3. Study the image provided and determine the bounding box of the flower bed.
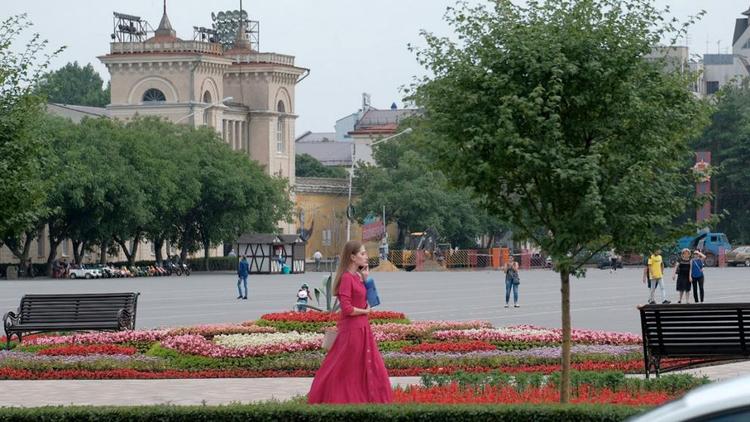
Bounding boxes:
[394,370,709,405]
[0,311,649,383]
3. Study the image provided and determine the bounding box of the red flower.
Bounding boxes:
[393,383,674,405]
[259,310,405,322]
[0,367,317,380]
[38,344,137,356]
[401,341,496,353]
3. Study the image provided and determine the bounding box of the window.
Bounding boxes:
[276,118,284,153]
[142,88,166,102]
[706,81,720,95]
[202,90,212,103]
[277,100,286,113]
[322,229,332,246]
[61,240,69,257]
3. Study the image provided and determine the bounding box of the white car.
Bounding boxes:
[68,266,101,279]
[628,374,750,422]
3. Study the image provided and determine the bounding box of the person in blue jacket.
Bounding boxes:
[237,256,249,300]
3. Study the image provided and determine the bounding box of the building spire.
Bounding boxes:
[155,0,177,38]
[232,0,253,51]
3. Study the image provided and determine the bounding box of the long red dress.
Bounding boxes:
[307,271,393,404]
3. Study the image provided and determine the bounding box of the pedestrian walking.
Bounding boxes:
[504,260,520,308]
[307,240,393,404]
[645,250,670,304]
[237,256,249,300]
[313,250,323,272]
[691,250,706,303]
[609,251,618,273]
[673,248,692,304]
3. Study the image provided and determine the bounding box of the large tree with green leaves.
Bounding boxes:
[694,80,750,244]
[296,153,348,178]
[355,120,506,248]
[0,15,62,245]
[411,0,709,402]
[35,61,110,107]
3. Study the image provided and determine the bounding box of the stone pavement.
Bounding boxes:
[0,377,421,407]
[2,362,750,407]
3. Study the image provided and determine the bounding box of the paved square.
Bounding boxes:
[1,267,749,333]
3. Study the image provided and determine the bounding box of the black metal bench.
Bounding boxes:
[3,292,139,349]
[640,303,750,378]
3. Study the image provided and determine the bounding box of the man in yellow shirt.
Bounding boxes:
[644,250,669,304]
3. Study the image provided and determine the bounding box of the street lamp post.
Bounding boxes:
[346,127,413,241]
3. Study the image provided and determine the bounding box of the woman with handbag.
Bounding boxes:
[504,260,520,308]
[308,240,393,404]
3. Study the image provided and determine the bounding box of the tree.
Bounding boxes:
[35,61,110,107]
[0,15,63,243]
[296,153,348,178]
[694,80,750,243]
[173,126,293,270]
[411,0,709,402]
[355,120,506,248]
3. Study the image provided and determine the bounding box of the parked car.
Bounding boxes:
[726,246,750,267]
[627,374,750,422]
[68,265,101,279]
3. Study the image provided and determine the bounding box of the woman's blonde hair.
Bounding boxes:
[333,240,363,296]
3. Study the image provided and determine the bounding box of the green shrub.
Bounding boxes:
[421,370,709,394]
[0,403,647,422]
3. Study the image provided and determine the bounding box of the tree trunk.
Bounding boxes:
[115,236,139,267]
[560,268,572,403]
[203,238,211,272]
[46,239,62,277]
[129,235,140,266]
[4,231,34,277]
[72,239,83,264]
[99,238,109,265]
[154,237,164,265]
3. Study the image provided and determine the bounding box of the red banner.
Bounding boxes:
[362,220,385,241]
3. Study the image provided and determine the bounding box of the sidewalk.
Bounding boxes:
[1,361,749,407]
[0,377,421,407]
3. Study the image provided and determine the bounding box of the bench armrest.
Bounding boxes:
[117,309,133,330]
[3,311,18,333]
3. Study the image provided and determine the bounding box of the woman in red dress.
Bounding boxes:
[308,240,393,404]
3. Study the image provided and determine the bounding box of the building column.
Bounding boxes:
[234,121,240,151]
[222,120,227,143]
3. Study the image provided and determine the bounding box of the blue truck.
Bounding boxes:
[670,232,731,267]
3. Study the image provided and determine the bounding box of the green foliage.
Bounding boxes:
[30,115,291,269]
[296,153,348,178]
[422,370,709,395]
[695,79,750,243]
[35,61,109,107]
[0,404,647,421]
[0,404,579,421]
[355,119,507,248]
[0,15,63,239]
[307,274,340,312]
[410,0,711,272]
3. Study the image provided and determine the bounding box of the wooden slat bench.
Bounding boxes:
[639,303,750,378]
[3,292,140,349]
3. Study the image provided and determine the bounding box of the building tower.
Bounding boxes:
[99,2,308,232]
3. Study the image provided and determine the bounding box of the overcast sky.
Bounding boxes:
[5,0,750,133]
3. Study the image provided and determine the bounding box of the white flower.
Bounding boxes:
[213,331,323,349]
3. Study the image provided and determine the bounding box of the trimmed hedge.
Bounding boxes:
[0,403,647,421]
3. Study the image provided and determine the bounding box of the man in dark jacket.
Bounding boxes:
[237,256,250,299]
